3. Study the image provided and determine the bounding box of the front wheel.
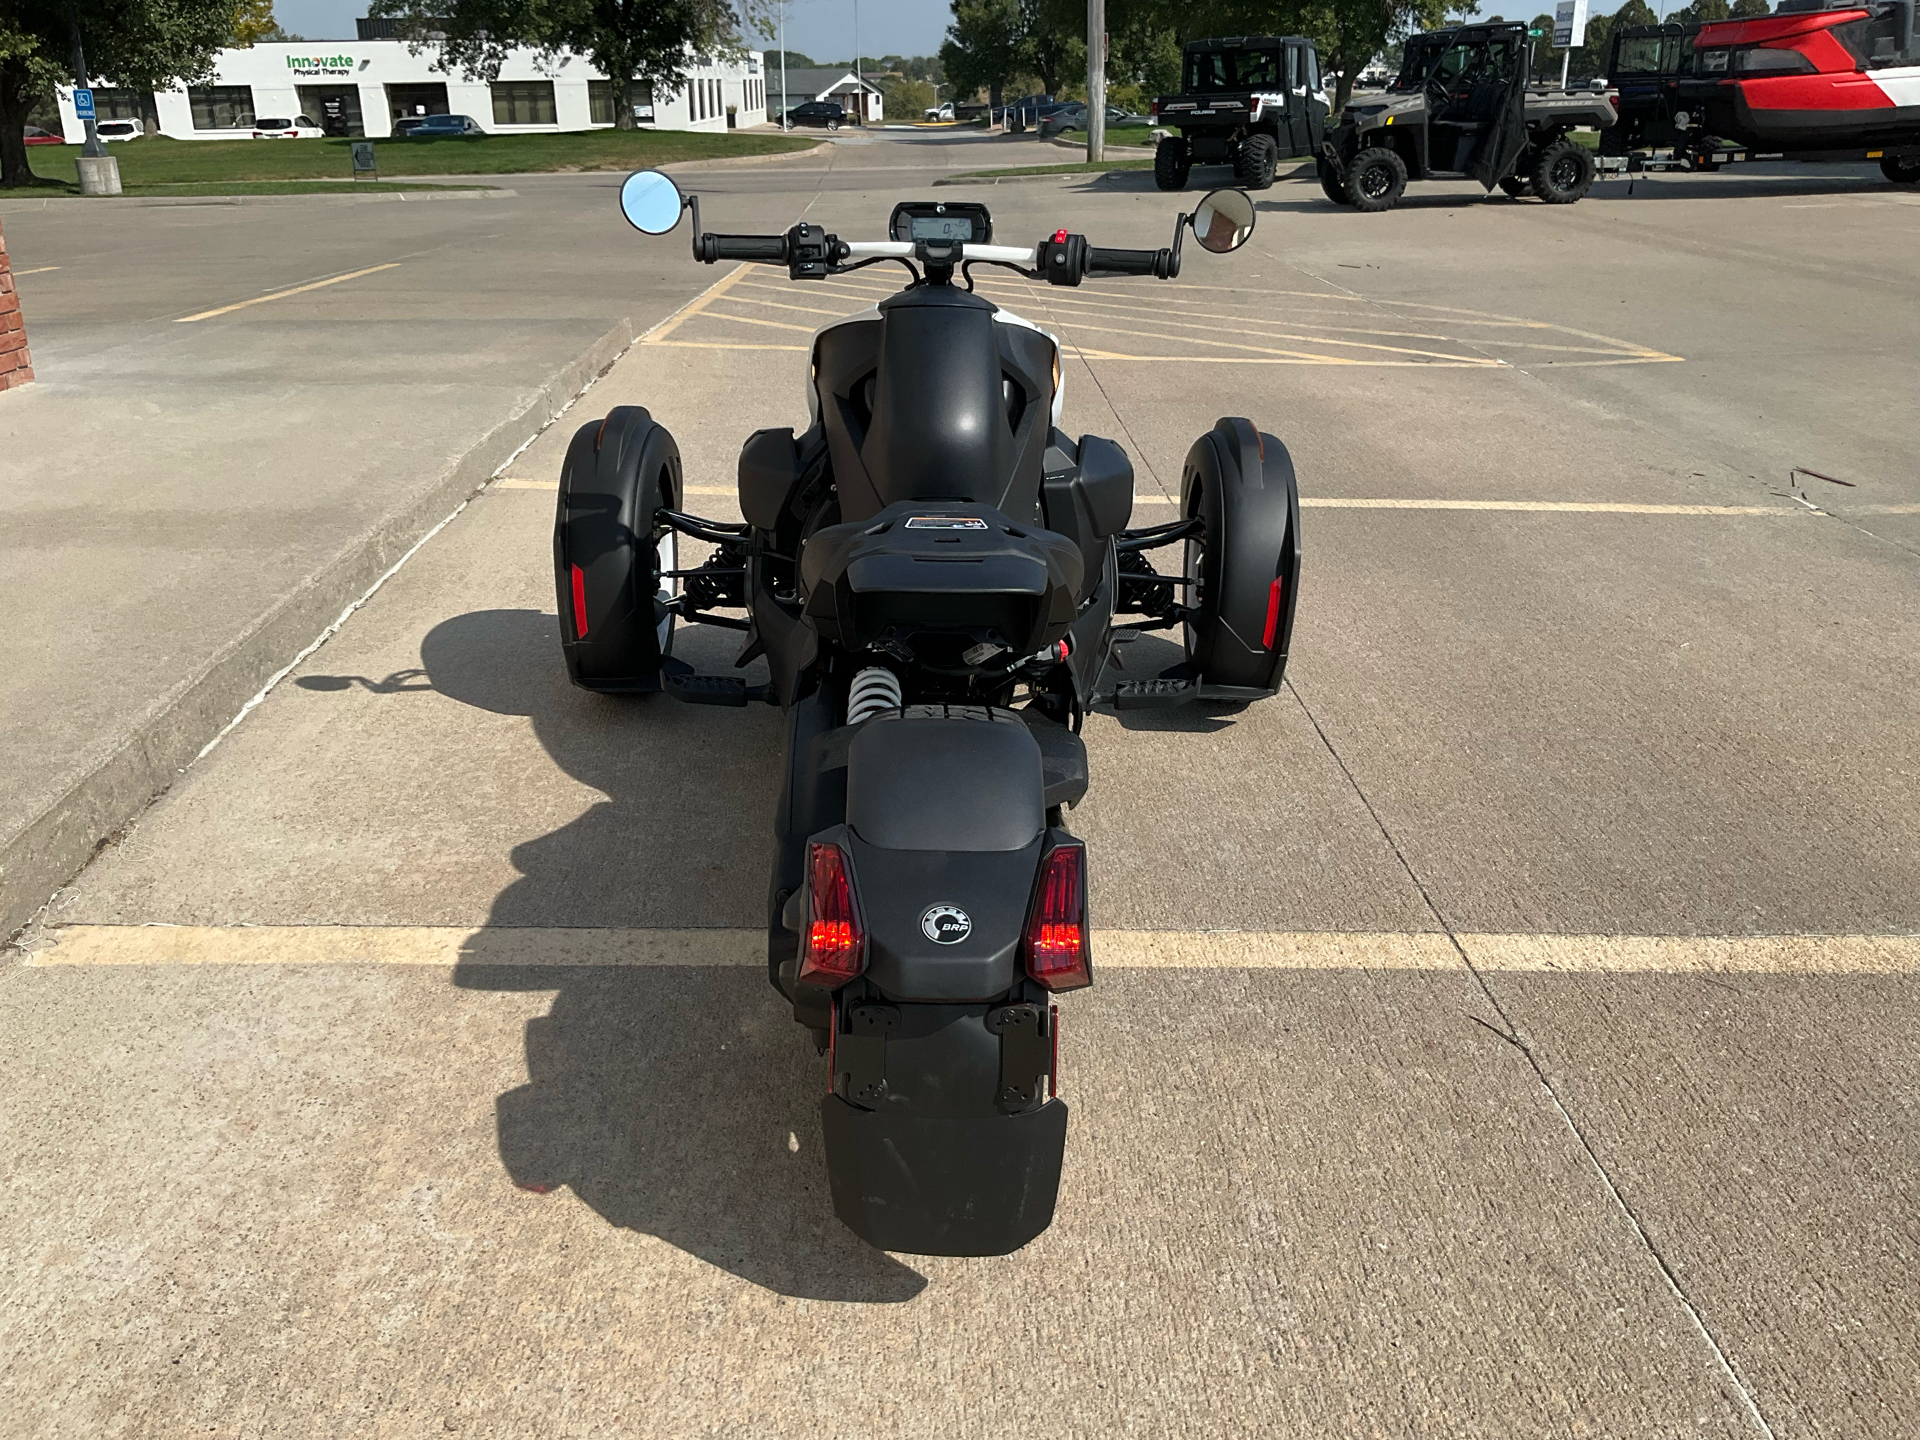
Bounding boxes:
[1531,139,1595,203]
[1236,132,1280,189]
[553,407,681,692]
[1180,417,1301,696]
[1345,145,1407,212]
[1153,135,1190,190]
[1882,154,1920,185]
[1317,157,1350,205]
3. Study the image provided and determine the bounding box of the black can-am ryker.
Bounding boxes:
[550,173,1302,1256]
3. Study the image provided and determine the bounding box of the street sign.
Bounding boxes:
[73,88,95,121]
[350,141,376,178]
[1552,0,1591,49]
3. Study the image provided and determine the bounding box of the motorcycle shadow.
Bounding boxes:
[417,607,927,1302]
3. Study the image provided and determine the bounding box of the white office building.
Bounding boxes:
[52,36,767,140]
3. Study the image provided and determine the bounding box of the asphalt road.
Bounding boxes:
[1,133,1915,1438]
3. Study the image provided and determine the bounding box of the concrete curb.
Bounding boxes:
[933,167,1150,187]
[0,315,639,943]
[659,141,832,171]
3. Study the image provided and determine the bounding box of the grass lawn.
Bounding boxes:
[22,129,817,187]
[951,159,1156,179]
[14,177,496,198]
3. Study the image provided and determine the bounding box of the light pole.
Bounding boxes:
[779,0,788,129]
[852,0,861,124]
[1086,0,1106,163]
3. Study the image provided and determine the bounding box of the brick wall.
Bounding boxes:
[0,216,35,392]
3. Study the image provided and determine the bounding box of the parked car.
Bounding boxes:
[22,124,65,145]
[1001,94,1069,131]
[923,101,956,121]
[251,116,323,139]
[94,120,142,141]
[404,114,485,137]
[784,100,847,130]
[1037,102,1145,139]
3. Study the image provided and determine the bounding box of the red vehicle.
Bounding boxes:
[22,125,65,145]
[1677,0,1920,180]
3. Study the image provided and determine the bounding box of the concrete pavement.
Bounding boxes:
[1,134,1915,1436]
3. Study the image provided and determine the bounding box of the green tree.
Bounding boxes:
[1020,0,1085,95]
[1729,0,1768,15]
[368,0,774,130]
[942,0,1025,108]
[879,72,936,117]
[229,0,303,45]
[1,0,233,188]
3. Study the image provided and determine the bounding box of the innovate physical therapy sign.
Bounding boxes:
[286,53,358,77]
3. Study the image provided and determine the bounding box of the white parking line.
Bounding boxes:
[25,925,1918,974]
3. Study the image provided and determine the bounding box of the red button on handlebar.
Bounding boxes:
[1052,229,1068,242]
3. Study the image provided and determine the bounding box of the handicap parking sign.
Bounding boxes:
[73,88,95,121]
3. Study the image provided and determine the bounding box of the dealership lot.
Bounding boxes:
[1,134,1916,1436]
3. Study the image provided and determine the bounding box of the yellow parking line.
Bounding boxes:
[639,262,756,346]
[27,924,1918,975]
[174,262,400,323]
[1132,495,1799,514]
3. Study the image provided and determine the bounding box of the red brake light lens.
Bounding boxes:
[1023,843,1091,991]
[1262,576,1285,649]
[799,841,866,988]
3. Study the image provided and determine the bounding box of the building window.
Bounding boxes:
[491,81,556,126]
[589,80,614,124]
[91,87,143,122]
[189,86,255,129]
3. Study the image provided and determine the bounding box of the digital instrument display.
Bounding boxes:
[890,201,993,245]
[909,214,976,242]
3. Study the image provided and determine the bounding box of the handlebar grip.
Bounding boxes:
[697,233,789,263]
[1086,246,1173,279]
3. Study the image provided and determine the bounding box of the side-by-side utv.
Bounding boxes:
[1319,22,1618,210]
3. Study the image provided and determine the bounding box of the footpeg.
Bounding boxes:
[1110,677,1197,709]
[662,660,775,707]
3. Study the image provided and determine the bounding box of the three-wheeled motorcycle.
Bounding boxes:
[549,171,1303,1256]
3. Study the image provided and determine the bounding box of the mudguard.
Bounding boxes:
[1181,417,1302,695]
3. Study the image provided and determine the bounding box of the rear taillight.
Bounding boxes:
[569,562,589,638]
[1149,98,1159,119]
[798,841,866,988]
[1023,843,1092,991]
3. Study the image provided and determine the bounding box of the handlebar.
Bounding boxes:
[691,221,1181,287]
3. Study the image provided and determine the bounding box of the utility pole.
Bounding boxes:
[68,10,105,158]
[852,0,861,124]
[1086,0,1106,162]
[780,1,788,128]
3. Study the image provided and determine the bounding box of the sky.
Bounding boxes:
[272,0,954,59]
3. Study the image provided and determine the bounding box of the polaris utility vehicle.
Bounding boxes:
[554,172,1300,1256]
[1150,35,1332,189]
[1602,1,1920,183]
[1319,22,1618,210]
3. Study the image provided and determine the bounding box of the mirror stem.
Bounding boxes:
[688,193,705,259]
[1168,213,1188,279]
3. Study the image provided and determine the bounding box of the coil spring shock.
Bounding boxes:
[846,667,903,725]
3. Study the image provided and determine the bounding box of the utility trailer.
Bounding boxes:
[1600,2,1920,183]
[1318,23,1618,210]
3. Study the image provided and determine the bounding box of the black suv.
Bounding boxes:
[1150,36,1331,189]
[785,100,847,130]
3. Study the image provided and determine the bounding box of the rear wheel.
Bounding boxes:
[1317,157,1350,205]
[553,406,682,693]
[1882,154,1920,185]
[1498,174,1533,198]
[1153,136,1191,190]
[1235,132,1280,189]
[1531,139,1595,204]
[1179,418,1301,696]
[1345,146,1407,212]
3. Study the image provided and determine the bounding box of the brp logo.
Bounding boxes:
[921,905,972,945]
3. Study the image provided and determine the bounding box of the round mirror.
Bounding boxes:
[1191,188,1256,254]
[619,169,685,235]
